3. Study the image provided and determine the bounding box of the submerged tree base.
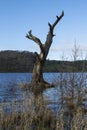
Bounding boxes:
[19,81,54,94]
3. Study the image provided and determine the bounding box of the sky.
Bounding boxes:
[0,0,87,60]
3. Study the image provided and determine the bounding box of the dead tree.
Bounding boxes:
[26,11,64,89]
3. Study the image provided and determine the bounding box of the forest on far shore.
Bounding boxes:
[0,50,87,72]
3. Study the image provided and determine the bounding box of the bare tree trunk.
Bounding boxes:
[26,11,64,89]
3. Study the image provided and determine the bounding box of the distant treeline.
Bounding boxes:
[0,50,87,72]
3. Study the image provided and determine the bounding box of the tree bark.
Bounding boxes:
[26,11,64,89]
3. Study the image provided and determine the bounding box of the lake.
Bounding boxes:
[0,73,59,103]
[0,72,87,113]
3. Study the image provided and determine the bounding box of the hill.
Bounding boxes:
[0,50,87,72]
[0,50,35,72]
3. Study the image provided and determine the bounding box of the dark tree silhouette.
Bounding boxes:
[26,11,64,89]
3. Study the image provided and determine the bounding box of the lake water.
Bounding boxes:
[0,73,59,103]
[0,72,87,113]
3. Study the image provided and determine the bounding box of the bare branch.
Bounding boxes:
[44,11,64,57]
[26,30,42,46]
[26,11,64,60]
[48,11,64,30]
[26,30,44,54]
[52,11,64,28]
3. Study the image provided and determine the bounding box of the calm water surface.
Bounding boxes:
[0,73,58,103]
[0,73,87,105]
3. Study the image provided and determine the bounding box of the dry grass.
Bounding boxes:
[0,94,56,130]
[0,92,87,130]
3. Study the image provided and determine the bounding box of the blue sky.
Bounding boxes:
[0,0,87,60]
